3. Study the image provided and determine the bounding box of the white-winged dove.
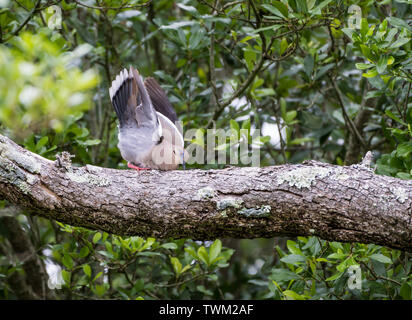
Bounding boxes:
[109,66,186,170]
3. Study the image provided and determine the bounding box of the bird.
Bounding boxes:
[109,66,186,170]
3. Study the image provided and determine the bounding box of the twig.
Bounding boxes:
[360,261,402,286]
[73,0,152,10]
[2,0,42,42]
[403,82,411,122]
[208,0,223,126]
[330,76,367,149]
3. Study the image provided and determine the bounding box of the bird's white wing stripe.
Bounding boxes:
[109,68,133,102]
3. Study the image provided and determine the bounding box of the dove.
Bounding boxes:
[109,66,186,170]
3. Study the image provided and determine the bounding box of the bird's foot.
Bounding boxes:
[127,162,151,171]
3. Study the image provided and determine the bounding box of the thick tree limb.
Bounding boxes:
[0,134,411,251]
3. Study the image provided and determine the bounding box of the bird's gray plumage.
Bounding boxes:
[109,66,185,170]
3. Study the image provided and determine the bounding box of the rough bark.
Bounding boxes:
[0,134,411,251]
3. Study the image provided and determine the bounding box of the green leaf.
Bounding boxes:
[230,119,240,133]
[197,246,209,266]
[376,56,388,74]
[341,28,355,40]
[209,239,222,263]
[400,282,412,300]
[270,268,300,282]
[176,3,198,15]
[396,142,412,158]
[362,68,378,78]
[280,38,288,55]
[62,254,73,269]
[170,256,182,275]
[241,119,251,131]
[326,271,344,281]
[161,243,178,250]
[185,246,198,259]
[36,136,48,149]
[284,110,297,124]
[92,232,102,244]
[243,46,257,70]
[79,246,90,258]
[387,17,412,32]
[314,63,334,80]
[356,63,374,70]
[295,0,308,13]
[262,2,289,19]
[93,271,103,282]
[385,109,406,125]
[390,37,410,49]
[310,0,332,14]
[82,264,91,277]
[140,237,156,251]
[280,254,306,266]
[303,54,314,78]
[181,264,192,274]
[251,25,282,34]
[379,19,388,33]
[283,290,308,300]
[370,253,393,264]
[189,28,204,50]
[160,21,198,30]
[359,44,374,62]
[104,241,114,256]
[360,18,369,38]
[61,270,71,285]
[286,240,302,255]
[93,284,108,297]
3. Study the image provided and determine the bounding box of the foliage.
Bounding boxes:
[0,0,411,300]
[46,223,233,299]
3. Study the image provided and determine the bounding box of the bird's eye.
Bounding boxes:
[156,136,164,145]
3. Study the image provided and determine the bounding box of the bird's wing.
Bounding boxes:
[144,76,183,146]
[109,68,137,128]
[130,67,163,144]
[144,77,178,125]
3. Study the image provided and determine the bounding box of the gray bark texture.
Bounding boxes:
[0,134,412,251]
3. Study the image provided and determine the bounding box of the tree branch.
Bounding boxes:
[2,0,42,43]
[0,134,411,251]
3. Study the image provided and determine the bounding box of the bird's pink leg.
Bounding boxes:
[127,162,151,171]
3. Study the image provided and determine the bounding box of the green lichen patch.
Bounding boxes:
[0,157,33,194]
[332,171,350,181]
[238,205,271,218]
[66,168,111,187]
[220,210,228,218]
[392,187,408,204]
[197,187,217,199]
[276,167,331,189]
[16,180,31,194]
[216,197,244,210]
[0,143,41,174]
